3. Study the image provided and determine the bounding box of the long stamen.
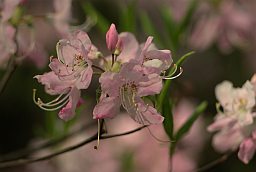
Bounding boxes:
[136,109,174,143]
[163,67,183,80]
[33,89,70,111]
[94,119,101,150]
[163,64,177,77]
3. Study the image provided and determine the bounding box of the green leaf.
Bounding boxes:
[157,51,195,113]
[139,11,163,48]
[159,6,178,50]
[175,101,208,141]
[177,0,197,35]
[119,0,137,32]
[81,2,110,33]
[162,98,173,139]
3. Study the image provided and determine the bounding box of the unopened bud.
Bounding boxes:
[106,23,118,52]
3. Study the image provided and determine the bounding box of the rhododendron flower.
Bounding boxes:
[190,0,254,53]
[93,62,164,125]
[208,77,256,163]
[34,30,94,121]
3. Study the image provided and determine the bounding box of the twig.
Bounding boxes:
[0,121,97,162]
[0,125,146,168]
[0,57,17,95]
[191,153,231,172]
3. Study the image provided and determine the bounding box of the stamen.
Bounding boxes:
[163,67,183,80]
[94,119,101,150]
[33,89,70,111]
[163,64,177,77]
[136,109,174,143]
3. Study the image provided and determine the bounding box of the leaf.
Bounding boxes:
[119,0,137,32]
[81,2,110,33]
[175,101,208,141]
[177,0,197,35]
[162,98,173,139]
[157,51,195,112]
[159,6,177,50]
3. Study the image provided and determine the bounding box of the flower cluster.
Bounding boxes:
[34,24,178,125]
[208,75,256,164]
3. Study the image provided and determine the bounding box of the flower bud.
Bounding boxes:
[106,23,118,52]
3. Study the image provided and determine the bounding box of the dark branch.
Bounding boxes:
[0,125,146,169]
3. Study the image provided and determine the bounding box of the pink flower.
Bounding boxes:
[106,23,118,52]
[93,61,164,125]
[34,30,94,121]
[190,0,254,53]
[208,77,256,163]
[1,0,21,22]
[238,130,256,164]
[0,22,16,67]
[52,0,72,37]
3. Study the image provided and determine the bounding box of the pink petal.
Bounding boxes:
[137,74,163,97]
[212,128,243,152]
[135,100,164,125]
[144,49,173,72]
[93,96,121,119]
[207,116,236,132]
[34,71,71,95]
[1,0,21,22]
[99,72,121,97]
[58,87,81,121]
[106,23,118,51]
[75,66,93,89]
[238,138,256,164]
[117,32,139,63]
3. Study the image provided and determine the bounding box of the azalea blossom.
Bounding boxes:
[34,30,94,121]
[93,24,176,125]
[208,77,256,163]
[93,61,164,125]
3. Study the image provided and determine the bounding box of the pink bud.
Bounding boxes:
[106,23,118,52]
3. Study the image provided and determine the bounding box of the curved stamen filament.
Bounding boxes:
[162,64,177,77]
[94,119,101,150]
[33,89,70,111]
[163,67,183,80]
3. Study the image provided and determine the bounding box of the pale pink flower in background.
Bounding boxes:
[0,0,20,67]
[208,78,256,163]
[52,0,72,37]
[34,30,94,121]
[1,0,21,22]
[0,22,16,67]
[190,0,255,53]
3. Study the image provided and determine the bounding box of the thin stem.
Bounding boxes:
[0,121,97,162]
[92,64,105,72]
[0,125,146,168]
[194,153,230,172]
[0,57,17,95]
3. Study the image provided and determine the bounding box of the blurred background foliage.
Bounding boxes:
[0,0,256,171]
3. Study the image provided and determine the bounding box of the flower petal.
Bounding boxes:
[238,138,256,164]
[34,71,71,95]
[117,32,139,63]
[137,74,163,97]
[76,66,93,89]
[58,87,81,121]
[93,96,121,119]
[133,99,164,125]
